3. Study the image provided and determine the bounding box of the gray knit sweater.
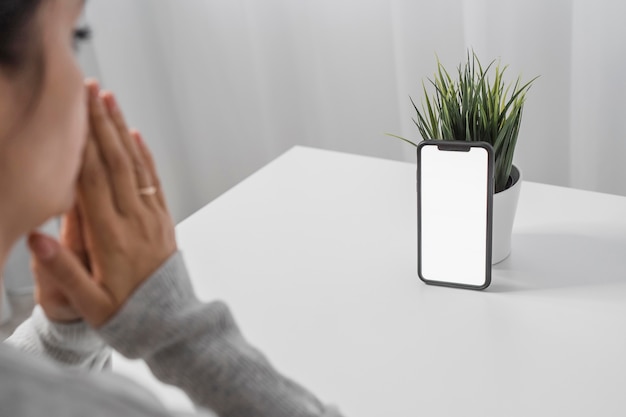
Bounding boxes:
[1,252,342,417]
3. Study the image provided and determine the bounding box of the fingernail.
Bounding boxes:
[133,130,144,146]
[30,234,57,261]
[106,94,118,113]
[89,82,99,100]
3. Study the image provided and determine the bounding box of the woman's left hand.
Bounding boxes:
[28,80,178,328]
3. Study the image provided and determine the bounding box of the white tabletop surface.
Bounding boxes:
[113,146,626,416]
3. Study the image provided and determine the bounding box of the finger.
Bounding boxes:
[32,261,79,323]
[101,92,153,200]
[60,204,89,267]
[86,81,139,214]
[131,130,168,210]
[28,232,115,328]
[32,255,64,302]
[77,130,118,233]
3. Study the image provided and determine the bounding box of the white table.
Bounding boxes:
[113,146,626,416]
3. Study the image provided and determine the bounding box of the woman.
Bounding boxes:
[0,1,342,416]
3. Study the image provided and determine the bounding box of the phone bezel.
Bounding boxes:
[416,140,494,290]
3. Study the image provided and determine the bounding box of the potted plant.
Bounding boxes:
[391,52,537,263]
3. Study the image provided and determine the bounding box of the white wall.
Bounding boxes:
[570,0,626,196]
[6,0,626,291]
[82,0,468,222]
[80,0,626,224]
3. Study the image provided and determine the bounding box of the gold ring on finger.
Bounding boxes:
[138,186,157,196]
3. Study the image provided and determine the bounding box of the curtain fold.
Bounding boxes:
[570,0,626,196]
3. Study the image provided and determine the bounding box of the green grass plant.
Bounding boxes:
[390,52,537,193]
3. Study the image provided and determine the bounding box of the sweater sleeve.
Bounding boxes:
[5,305,112,371]
[97,251,344,417]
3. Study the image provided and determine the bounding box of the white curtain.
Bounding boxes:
[3,0,626,292]
[79,0,626,223]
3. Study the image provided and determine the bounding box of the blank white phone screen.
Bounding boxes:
[419,145,489,286]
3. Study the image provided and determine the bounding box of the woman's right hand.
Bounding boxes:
[30,205,86,323]
[28,80,177,328]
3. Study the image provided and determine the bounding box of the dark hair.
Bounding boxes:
[0,0,45,134]
[0,0,44,72]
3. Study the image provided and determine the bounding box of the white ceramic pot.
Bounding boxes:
[492,165,522,264]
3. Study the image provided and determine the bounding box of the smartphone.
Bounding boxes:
[417,140,494,290]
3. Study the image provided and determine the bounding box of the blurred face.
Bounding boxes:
[0,0,86,239]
